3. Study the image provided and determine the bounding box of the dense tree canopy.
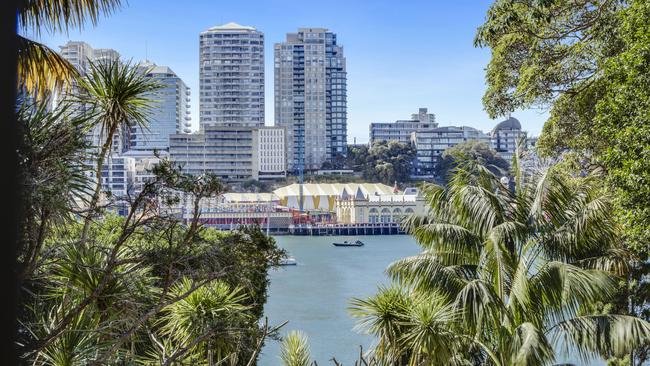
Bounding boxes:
[476,0,649,255]
[16,66,286,365]
[435,140,510,183]
[351,159,650,365]
[476,1,650,362]
[347,141,416,185]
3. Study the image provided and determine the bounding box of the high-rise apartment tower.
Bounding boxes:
[274,28,347,171]
[199,22,264,128]
[130,61,191,152]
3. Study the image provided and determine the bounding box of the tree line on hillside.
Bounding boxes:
[346,141,416,185]
[326,139,510,187]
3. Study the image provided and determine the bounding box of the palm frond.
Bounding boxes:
[349,285,413,363]
[279,331,312,366]
[18,0,124,35]
[405,221,482,256]
[17,35,77,97]
[159,278,250,346]
[74,58,161,149]
[529,262,618,325]
[573,248,631,275]
[508,322,555,366]
[400,293,460,365]
[549,315,650,363]
[453,279,508,334]
[387,253,469,296]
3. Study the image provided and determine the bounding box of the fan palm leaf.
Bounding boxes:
[354,146,650,364]
[16,0,126,96]
[17,35,77,97]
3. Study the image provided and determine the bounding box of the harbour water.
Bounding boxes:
[258,235,603,366]
[258,235,421,365]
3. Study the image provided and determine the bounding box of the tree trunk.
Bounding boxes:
[81,124,116,239]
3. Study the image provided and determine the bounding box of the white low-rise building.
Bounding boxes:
[253,127,286,180]
[336,187,426,224]
[490,117,527,161]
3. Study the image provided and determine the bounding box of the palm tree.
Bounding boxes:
[350,286,468,365]
[352,153,650,365]
[280,331,313,366]
[17,0,124,96]
[156,279,251,365]
[16,96,93,279]
[73,58,160,237]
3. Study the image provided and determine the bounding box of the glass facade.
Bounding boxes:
[130,63,191,152]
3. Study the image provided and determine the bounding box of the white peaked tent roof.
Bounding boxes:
[223,193,278,203]
[206,22,257,31]
[273,183,395,198]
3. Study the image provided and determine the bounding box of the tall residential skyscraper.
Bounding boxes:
[129,61,191,152]
[275,28,347,171]
[199,22,264,128]
[59,41,120,74]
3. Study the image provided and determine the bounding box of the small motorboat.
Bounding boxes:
[333,240,364,247]
[279,256,297,266]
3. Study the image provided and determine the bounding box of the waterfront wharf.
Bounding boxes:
[288,223,405,236]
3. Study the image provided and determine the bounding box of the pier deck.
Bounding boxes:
[288,223,405,236]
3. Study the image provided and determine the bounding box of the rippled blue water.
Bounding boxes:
[258,235,420,365]
[258,234,604,366]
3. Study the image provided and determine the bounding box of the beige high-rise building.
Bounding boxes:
[59,41,120,73]
[199,22,264,128]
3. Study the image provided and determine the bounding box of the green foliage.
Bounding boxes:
[15,100,285,365]
[16,96,93,279]
[16,2,286,366]
[347,141,416,185]
[593,0,650,257]
[74,58,162,238]
[17,0,126,96]
[240,179,272,193]
[350,159,650,365]
[22,211,284,365]
[280,331,313,366]
[320,153,348,170]
[477,3,650,362]
[436,140,510,183]
[157,279,250,364]
[475,0,622,119]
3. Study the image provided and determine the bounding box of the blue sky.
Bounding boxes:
[30,0,548,142]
